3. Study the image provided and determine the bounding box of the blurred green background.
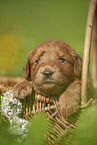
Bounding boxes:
[0,0,90,77]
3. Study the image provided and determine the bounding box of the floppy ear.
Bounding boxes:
[72,53,82,77]
[22,49,35,81]
[22,60,31,81]
[22,50,33,81]
[66,44,82,78]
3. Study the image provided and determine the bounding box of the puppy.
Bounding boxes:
[12,40,82,118]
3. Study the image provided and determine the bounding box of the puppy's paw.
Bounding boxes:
[12,80,33,99]
[58,81,81,118]
[58,99,79,118]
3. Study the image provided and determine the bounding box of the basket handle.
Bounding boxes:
[81,0,97,105]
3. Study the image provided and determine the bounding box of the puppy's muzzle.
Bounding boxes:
[43,70,54,78]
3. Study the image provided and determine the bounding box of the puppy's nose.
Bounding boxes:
[43,70,54,77]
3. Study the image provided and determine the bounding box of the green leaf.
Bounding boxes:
[0,115,18,145]
[72,105,97,145]
[22,112,49,145]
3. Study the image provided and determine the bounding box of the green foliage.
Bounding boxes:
[22,113,49,145]
[71,105,97,145]
[0,115,18,145]
[0,112,49,145]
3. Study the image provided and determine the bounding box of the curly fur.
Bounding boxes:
[12,40,82,118]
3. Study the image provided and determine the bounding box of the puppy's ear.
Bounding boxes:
[72,53,82,77]
[22,51,33,81]
[22,49,35,81]
[66,45,82,77]
[22,60,31,81]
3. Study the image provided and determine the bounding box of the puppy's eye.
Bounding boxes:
[35,59,40,64]
[59,58,66,63]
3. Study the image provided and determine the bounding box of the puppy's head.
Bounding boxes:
[23,40,82,97]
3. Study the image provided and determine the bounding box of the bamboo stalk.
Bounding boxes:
[91,6,97,88]
[81,0,97,105]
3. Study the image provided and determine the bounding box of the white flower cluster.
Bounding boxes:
[1,90,22,120]
[1,90,30,142]
[9,116,30,142]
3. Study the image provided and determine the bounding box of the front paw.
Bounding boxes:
[58,82,81,118]
[12,80,33,99]
[58,100,79,118]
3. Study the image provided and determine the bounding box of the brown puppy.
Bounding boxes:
[12,40,82,118]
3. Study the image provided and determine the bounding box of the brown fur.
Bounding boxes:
[12,40,82,118]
